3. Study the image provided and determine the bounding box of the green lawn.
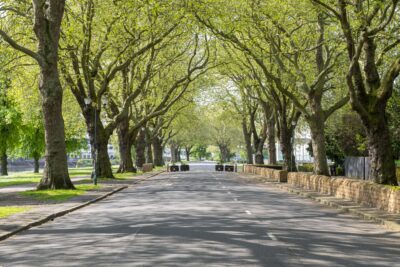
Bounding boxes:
[0,167,94,188]
[0,165,161,188]
[20,184,101,202]
[0,172,42,188]
[396,160,400,167]
[0,206,32,219]
[113,171,142,180]
[69,167,93,178]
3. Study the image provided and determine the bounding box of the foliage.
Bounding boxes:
[388,85,400,160]
[192,145,211,160]
[0,76,22,157]
[323,110,369,164]
[298,163,314,173]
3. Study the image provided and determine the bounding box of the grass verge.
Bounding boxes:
[0,206,32,219]
[68,167,93,178]
[0,173,42,188]
[113,172,142,180]
[0,167,96,188]
[20,184,101,202]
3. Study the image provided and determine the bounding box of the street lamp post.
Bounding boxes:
[84,98,97,185]
[291,121,297,171]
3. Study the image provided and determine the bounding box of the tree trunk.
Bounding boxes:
[152,137,164,166]
[185,146,192,162]
[117,120,136,173]
[33,153,40,173]
[177,147,181,162]
[1,152,8,176]
[254,142,264,165]
[280,126,297,172]
[171,144,177,163]
[185,149,190,161]
[219,145,230,163]
[85,109,114,179]
[145,132,153,164]
[364,112,397,185]
[135,129,146,168]
[267,116,277,165]
[242,120,253,164]
[94,139,114,178]
[33,0,73,190]
[37,67,74,189]
[309,117,330,176]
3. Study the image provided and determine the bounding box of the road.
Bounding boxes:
[0,171,399,266]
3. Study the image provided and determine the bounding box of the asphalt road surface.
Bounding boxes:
[0,171,399,266]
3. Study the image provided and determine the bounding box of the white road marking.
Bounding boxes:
[268,233,278,241]
[234,198,238,201]
[227,191,231,194]
[245,210,252,215]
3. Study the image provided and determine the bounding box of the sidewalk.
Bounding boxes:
[236,172,400,232]
[0,171,163,240]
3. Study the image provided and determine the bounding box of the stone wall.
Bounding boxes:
[287,172,400,214]
[243,165,288,183]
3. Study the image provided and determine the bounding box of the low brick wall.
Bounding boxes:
[288,172,400,214]
[243,165,288,183]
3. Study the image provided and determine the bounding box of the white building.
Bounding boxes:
[273,129,313,163]
[70,139,116,159]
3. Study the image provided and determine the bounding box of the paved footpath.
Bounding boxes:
[0,171,399,266]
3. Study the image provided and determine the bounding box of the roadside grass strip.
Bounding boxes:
[0,167,102,188]
[0,206,32,219]
[0,179,39,188]
[68,167,93,178]
[114,171,143,180]
[0,172,41,188]
[20,184,101,202]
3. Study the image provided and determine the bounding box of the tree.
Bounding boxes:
[0,78,21,176]
[0,0,74,189]
[208,107,243,163]
[194,2,349,174]
[311,0,400,185]
[61,0,179,178]
[19,119,45,174]
[114,33,213,171]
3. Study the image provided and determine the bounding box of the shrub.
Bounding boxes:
[298,163,314,172]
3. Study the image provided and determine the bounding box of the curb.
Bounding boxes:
[0,170,164,242]
[237,173,400,232]
[275,184,400,232]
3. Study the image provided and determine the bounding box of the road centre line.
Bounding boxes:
[268,233,278,241]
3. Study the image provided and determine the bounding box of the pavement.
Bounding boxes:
[0,172,161,240]
[238,172,400,232]
[0,171,399,266]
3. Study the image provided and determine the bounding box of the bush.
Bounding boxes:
[337,166,345,176]
[298,163,314,172]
